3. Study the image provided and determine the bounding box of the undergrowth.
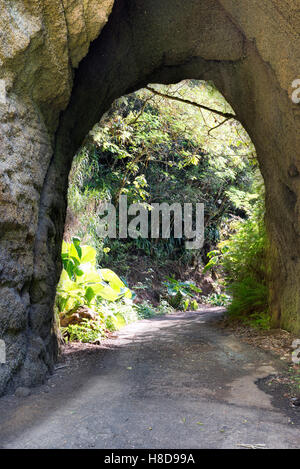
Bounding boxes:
[205,195,269,328]
[59,80,269,341]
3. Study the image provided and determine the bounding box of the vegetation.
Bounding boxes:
[55,238,175,343]
[66,81,258,270]
[58,79,268,343]
[62,318,106,344]
[57,238,132,310]
[204,191,268,326]
[164,276,201,310]
[55,238,139,342]
[201,292,231,307]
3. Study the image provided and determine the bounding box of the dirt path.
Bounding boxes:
[0,308,299,449]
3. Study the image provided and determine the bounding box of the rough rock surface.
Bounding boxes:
[14,387,31,398]
[60,306,97,327]
[0,0,299,395]
[0,0,114,395]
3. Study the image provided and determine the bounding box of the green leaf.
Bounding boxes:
[100,269,132,299]
[72,237,82,260]
[85,287,96,305]
[81,245,97,265]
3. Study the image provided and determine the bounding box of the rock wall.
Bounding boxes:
[0,0,299,395]
[0,0,114,394]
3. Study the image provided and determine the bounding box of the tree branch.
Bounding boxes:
[129,94,155,125]
[145,85,237,121]
[208,117,231,135]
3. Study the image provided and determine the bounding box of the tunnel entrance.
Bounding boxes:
[55,80,265,353]
[1,0,299,395]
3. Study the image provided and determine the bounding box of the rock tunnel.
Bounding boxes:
[0,0,299,394]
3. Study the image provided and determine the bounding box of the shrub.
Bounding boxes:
[202,292,231,307]
[136,300,174,319]
[227,277,268,317]
[56,238,132,314]
[62,318,105,343]
[204,198,268,321]
[99,299,139,331]
[164,276,201,310]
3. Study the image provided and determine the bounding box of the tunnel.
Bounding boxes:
[0,0,299,394]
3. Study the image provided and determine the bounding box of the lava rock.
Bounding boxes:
[15,387,31,398]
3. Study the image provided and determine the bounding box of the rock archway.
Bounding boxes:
[0,0,299,394]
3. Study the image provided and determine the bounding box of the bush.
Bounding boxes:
[242,312,271,330]
[205,198,268,321]
[227,277,268,317]
[62,318,105,343]
[202,292,231,307]
[219,205,266,285]
[136,300,174,318]
[135,301,157,319]
[56,238,138,342]
[99,299,139,331]
[56,238,132,314]
[56,239,177,343]
[164,276,201,310]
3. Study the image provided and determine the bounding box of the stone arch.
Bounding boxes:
[0,0,299,394]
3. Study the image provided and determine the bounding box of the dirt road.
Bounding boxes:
[0,308,299,449]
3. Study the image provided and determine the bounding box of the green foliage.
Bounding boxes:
[165,276,202,296]
[227,277,268,318]
[62,297,176,343]
[63,80,266,326]
[135,300,174,319]
[164,276,201,310]
[190,299,199,311]
[242,312,271,330]
[62,318,105,343]
[99,299,139,331]
[135,301,158,319]
[218,205,266,285]
[57,239,181,344]
[204,197,268,320]
[202,292,231,307]
[66,80,259,273]
[56,238,132,314]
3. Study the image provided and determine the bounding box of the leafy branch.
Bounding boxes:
[145,85,237,121]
